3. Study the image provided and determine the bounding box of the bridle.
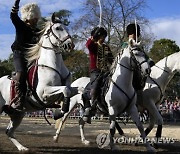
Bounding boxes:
[37,22,72,81]
[109,47,150,111]
[129,47,150,77]
[115,47,150,77]
[41,22,72,54]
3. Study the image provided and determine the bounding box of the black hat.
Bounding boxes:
[92,27,107,40]
[126,23,140,37]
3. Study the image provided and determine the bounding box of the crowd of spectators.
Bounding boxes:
[2,97,180,122]
[160,97,180,122]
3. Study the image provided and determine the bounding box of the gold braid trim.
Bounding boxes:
[96,44,110,72]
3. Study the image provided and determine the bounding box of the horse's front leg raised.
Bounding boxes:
[42,86,71,102]
[6,113,28,152]
[127,105,155,152]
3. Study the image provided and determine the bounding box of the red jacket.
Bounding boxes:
[86,38,98,71]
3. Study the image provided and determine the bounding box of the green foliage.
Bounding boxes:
[149,39,180,63]
[64,50,89,81]
[0,54,14,77]
[54,10,71,26]
[37,9,72,29]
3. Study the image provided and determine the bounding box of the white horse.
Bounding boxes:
[53,77,124,145]
[0,14,77,152]
[54,44,155,151]
[54,51,180,146]
[140,51,180,139]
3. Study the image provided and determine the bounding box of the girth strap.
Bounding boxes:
[149,76,163,103]
[109,78,136,113]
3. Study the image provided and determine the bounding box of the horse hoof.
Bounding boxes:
[53,136,58,143]
[19,147,29,152]
[82,140,90,145]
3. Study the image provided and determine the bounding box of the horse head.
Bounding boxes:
[44,13,74,53]
[129,46,151,78]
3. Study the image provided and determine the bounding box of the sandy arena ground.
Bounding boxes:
[0,116,179,154]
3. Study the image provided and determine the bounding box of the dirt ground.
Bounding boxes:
[0,116,180,154]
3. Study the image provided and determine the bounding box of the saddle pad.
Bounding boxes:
[10,63,38,102]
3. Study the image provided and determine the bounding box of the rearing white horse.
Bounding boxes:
[0,14,78,152]
[105,45,154,151]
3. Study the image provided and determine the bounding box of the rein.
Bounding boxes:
[109,78,135,102]
[36,64,71,82]
[154,65,170,74]
[42,23,71,54]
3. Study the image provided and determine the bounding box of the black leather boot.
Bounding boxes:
[14,82,24,111]
[53,97,70,120]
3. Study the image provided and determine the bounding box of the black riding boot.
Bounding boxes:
[82,93,92,124]
[53,97,70,120]
[14,81,25,111]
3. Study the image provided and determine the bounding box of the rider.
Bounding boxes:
[122,23,155,67]
[81,27,114,123]
[123,23,155,102]
[10,0,41,110]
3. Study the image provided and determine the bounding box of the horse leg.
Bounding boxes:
[144,101,163,138]
[127,105,155,152]
[109,114,119,150]
[53,95,79,142]
[6,113,29,151]
[79,118,90,145]
[53,117,65,143]
[145,113,155,136]
[115,121,124,136]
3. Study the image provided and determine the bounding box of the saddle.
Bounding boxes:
[10,61,38,106]
[9,61,61,110]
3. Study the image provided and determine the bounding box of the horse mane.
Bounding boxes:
[25,21,50,64]
[110,50,123,73]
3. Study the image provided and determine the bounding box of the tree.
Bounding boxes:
[37,9,71,29]
[149,39,180,63]
[72,0,153,53]
[0,54,14,77]
[149,38,180,99]
[64,50,89,81]
[55,10,71,26]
